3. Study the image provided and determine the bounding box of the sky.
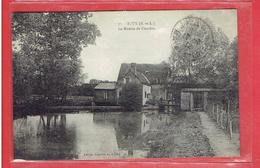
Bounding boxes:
[80,10,237,82]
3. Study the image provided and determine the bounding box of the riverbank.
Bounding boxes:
[198,112,240,156]
[132,112,215,158]
[13,105,123,118]
[46,105,123,112]
[13,105,161,119]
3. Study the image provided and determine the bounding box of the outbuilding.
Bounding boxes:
[94,82,118,105]
[181,88,225,111]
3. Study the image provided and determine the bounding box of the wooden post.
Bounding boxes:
[220,111,222,128]
[216,104,219,122]
[229,119,233,139]
[190,93,194,112]
[217,106,220,124]
[227,100,232,139]
[220,111,224,129]
[91,101,94,112]
[166,102,169,113]
[212,104,215,117]
[203,92,208,112]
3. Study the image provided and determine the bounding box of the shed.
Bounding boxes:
[94,82,118,105]
[181,88,225,111]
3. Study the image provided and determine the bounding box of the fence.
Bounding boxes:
[206,99,239,140]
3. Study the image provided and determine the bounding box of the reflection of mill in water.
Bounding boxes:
[93,112,172,158]
[93,112,143,157]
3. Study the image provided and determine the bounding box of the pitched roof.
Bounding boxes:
[124,70,151,85]
[117,63,169,85]
[172,76,189,83]
[94,82,117,90]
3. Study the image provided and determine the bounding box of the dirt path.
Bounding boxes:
[198,112,240,156]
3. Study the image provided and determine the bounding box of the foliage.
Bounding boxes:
[170,16,215,77]
[220,37,239,106]
[226,37,238,90]
[120,83,143,111]
[70,83,96,96]
[12,12,101,104]
[169,16,237,88]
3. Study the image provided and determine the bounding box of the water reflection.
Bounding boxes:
[14,114,76,160]
[14,111,175,160]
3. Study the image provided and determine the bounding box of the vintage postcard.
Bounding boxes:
[12,10,239,160]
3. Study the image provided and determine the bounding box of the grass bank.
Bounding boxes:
[133,112,214,158]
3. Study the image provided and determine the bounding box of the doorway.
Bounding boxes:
[193,92,204,110]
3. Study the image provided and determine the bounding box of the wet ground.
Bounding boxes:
[13,111,231,160]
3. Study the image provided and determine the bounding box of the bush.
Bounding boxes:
[120,83,142,111]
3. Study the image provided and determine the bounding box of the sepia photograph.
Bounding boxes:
[12,10,239,160]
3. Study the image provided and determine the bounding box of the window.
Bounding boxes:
[104,91,108,100]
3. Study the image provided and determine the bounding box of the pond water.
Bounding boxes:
[14,111,175,160]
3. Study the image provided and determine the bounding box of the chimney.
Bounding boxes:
[130,63,137,75]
